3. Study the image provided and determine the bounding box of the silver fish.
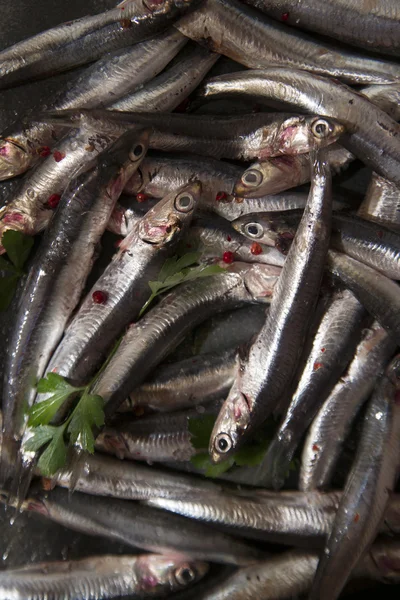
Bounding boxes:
[175,0,400,84]
[200,68,400,187]
[110,43,219,111]
[242,0,400,56]
[357,173,400,232]
[0,130,149,495]
[309,354,400,600]
[0,553,209,600]
[92,262,281,419]
[361,82,400,121]
[40,182,200,390]
[0,29,186,183]
[52,449,220,498]
[121,349,238,412]
[20,487,263,565]
[300,321,396,491]
[327,250,400,344]
[209,154,332,462]
[259,288,367,490]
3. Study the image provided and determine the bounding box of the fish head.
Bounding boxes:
[271,116,344,157]
[103,129,150,200]
[232,214,278,247]
[234,156,303,198]
[0,138,31,180]
[209,379,252,463]
[138,181,201,246]
[135,555,209,594]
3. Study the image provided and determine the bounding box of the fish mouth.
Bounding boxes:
[139,214,182,245]
[0,138,29,180]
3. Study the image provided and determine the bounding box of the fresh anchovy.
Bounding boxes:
[0,130,149,497]
[193,543,400,600]
[190,215,286,267]
[309,354,400,600]
[110,44,219,111]
[96,409,204,462]
[357,174,400,232]
[146,490,400,546]
[362,83,400,121]
[234,146,354,198]
[43,107,344,161]
[92,262,281,419]
[209,155,332,462]
[242,0,400,57]
[175,0,400,84]
[330,213,400,280]
[200,69,400,186]
[327,250,400,344]
[120,349,238,412]
[300,322,396,492]
[41,182,200,390]
[52,449,220,498]
[0,0,194,87]
[0,553,209,600]
[20,487,263,565]
[259,288,367,490]
[0,29,186,183]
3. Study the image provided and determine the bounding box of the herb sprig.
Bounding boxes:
[0,231,33,311]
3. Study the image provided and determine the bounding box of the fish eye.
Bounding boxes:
[129,144,145,160]
[311,119,332,139]
[175,565,196,586]
[174,192,195,213]
[242,169,263,188]
[214,433,233,454]
[244,222,263,239]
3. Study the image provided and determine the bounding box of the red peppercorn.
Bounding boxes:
[92,290,108,304]
[39,146,51,157]
[312,444,320,452]
[313,362,323,371]
[53,150,65,162]
[227,235,232,242]
[250,242,263,256]
[136,192,148,203]
[47,194,61,209]
[282,12,289,21]
[216,191,228,202]
[223,251,234,264]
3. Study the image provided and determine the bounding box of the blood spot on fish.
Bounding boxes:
[46,194,61,209]
[41,478,53,491]
[216,191,228,202]
[321,347,326,353]
[281,12,289,21]
[53,151,65,162]
[227,235,232,242]
[38,146,51,157]
[136,193,148,203]
[3,212,24,224]
[354,513,360,523]
[234,405,242,420]
[313,362,323,371]
[120,18,132,28]
[92,290,108,304]
[223,251,234,264]
[312,444,320,452]
[114,238,123,248]
[251,242,263,255]
[142,575,159,588]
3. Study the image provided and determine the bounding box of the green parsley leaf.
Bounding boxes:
[2,230,34,271]
[29,373,83,426]
[67,392,104,453]
[0,274,19,311]
[0,255,17,273]
[36,372,80,395]
[188,415,215,450]
[139,253,225,317]
[37,426,67,477]
[234,440,270,467]
[23,426,56,452]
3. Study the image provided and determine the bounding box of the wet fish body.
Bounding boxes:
[358,174,400,232]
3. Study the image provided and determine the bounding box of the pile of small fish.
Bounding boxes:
[0,0,400,598]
